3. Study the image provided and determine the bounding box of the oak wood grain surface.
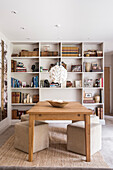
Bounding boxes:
[27,101,92,115]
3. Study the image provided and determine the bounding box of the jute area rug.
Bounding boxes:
[0,124,109,168]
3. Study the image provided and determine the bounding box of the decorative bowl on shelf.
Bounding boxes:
[47,100,68,108]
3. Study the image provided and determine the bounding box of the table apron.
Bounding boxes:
[33,114,85,121]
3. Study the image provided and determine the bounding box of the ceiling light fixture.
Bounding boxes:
[54,24,61,28]
[11,11,17,14]
[20,27,25,30]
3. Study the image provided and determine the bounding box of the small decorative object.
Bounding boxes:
[40,80,44,87]
[75,80,82,87]
[44,79,50,87]
[85,62,91,72]
[95,95,100,103]
[85,93,92,98]
[71,65,82,72]
[30,96,32,103]
[43,45,50,52]
[97,51,103,56]
[66,81,73,88]
[40,66,43,72]
[31,65,35,72]
[42,69,48,72]
[92,63,98,70]
[79,54,81,57]
[31,82,33,87]
[49,65,67,88]
[27,94,30,103]
[84,79,93,87]
[94,79,100,87]
[24,98,27,104]
[22,82,26,88]
[47,100,68,108]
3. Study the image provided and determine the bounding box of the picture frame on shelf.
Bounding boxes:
[71,65,82,72]
[85,93,92,98]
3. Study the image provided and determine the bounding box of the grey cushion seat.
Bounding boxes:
[14,121,49,153]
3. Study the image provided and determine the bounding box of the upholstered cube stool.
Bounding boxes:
[14,121,49,153]
[67,118,101,155]
[21,114,29,121]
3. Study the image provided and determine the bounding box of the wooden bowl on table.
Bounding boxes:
[47,100,68,108]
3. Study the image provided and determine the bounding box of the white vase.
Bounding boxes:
[62,81,66,88]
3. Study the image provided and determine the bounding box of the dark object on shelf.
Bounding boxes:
[33,95,39,103]
[33,48,39,51]
[94,79,100,87]
[26,85,30,87]
[12,110,18,119]
[11,53,19,57]
[31,65,35,72]
[62,62,67,70]
[18,110,25,119]
[49,64,55,71]
[71,65,82,72]
[44,79,50,87]
[31,62,39,72]
[66,81,72,88]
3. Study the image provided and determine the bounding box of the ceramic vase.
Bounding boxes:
[86,62,91,72]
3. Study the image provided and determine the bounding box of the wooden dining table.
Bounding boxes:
[27,101,92,162]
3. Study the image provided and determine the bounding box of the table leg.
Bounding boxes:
[29,115,34,162]
[85,115,90,162]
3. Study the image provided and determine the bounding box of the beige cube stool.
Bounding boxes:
[67,119,101,155]
[14,121,49,153]
[21,114,29,122]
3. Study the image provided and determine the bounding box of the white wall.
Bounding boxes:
[0,31,11,133]
[104,41,113,113]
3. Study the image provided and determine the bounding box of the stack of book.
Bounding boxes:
[50,82,60,88]
[83,97,95,103]
[96,107,103,119]
[11,78,22,88]
[62,45,79,56]
[16,62,27,72]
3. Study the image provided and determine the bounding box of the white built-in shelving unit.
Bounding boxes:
[10,41,104,124]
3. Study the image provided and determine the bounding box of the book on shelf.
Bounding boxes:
[32,76,38,87]
[62,46,79,56]
[11,60,17,72]
[83,100,95,103]
[84,97,93,101]
[96,107,103,119]
[16,67,27,72]
[100,89,104,103]
[11,78,22,88]
[12,92,39,104]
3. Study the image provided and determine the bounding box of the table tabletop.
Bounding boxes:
[27,101,92,115]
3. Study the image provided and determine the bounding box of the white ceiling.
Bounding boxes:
[0,0,113,41]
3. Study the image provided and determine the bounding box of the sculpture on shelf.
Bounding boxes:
[49,65,67,88]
